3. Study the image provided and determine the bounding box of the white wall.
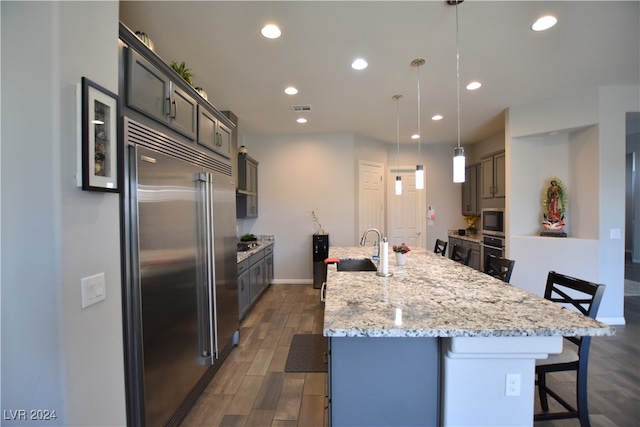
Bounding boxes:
[239,133,356,282]
[238,132,463,282]
[1,2,126,425]
[507,86,640,325]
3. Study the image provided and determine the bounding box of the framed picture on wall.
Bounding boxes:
[81,77,120,192]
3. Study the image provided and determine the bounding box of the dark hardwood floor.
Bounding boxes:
[181,283,327,427]
[181,284,639,427]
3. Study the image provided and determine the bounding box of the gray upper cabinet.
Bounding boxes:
[197,106,232,160]
[127,48,197,141]
[237,154,258,218]
[128,48,169,123]
[462,163,480,215]
[481,150,506,199]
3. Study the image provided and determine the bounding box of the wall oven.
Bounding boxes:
[481,234,505,270]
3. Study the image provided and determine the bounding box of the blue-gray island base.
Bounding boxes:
[323,246,613,427]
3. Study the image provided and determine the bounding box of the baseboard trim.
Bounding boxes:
[272,279,313,285]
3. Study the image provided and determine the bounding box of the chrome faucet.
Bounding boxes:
[360,228,382,257]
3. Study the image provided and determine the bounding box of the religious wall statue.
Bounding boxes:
[540,178,567,237]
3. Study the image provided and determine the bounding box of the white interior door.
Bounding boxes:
[387,167,425,249]
[358,161,385,244]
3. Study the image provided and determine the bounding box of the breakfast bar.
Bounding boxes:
[323,246,614,427]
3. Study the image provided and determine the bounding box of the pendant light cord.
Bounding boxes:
[396,97,401,172]
[455,2,461,150]
[417,63,421,161]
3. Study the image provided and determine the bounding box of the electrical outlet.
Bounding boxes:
[505,373,521,396]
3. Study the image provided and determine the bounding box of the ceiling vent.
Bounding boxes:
[291,105,313,112]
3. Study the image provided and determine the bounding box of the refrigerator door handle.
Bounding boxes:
[196,172,218,365]
[205,173,219,360]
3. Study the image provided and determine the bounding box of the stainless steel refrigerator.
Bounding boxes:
[122,118,239,426]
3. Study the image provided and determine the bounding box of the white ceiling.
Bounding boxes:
[119,1,639,146]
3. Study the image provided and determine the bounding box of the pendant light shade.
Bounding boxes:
[450,0,466,183]
[453,147,465,183]
[415,164,424,189]
[393,94,403,196]
[411,58,425,190]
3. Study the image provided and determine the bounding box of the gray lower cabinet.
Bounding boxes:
[249,250,265,304]
[238,259,250,318]
[463,239,481,270]
[448,236,481,271]
[238,244,274,320]
[328,337,439,426]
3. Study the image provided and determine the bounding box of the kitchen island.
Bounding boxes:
[323,246,614,427]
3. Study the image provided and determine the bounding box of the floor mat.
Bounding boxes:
[284,334,328,372]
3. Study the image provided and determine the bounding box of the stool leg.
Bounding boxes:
[537,372,549,412]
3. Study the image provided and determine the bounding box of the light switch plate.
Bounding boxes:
[81,272,106,309]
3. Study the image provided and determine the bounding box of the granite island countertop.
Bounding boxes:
[323,246,614,338]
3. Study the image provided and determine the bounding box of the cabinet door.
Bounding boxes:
[264,252,274,285]
[481,156,495,199]
[168,82,197,140]
[216,121,232,159]
[197,106,218,152]
[128,48,169,124]
[249,258,264,304]
[247,160,258,194]
[463,241,481,271]
[493,152,506,198]
[462,164,479,215]
[238,269,250,318]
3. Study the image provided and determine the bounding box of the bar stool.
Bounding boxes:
[483,254,515,283]
[450,244,472,266]
[434,239,448,256]
[534,271,606,427]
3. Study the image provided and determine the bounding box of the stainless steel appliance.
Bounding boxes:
[481,208,505,236]
[481,234,505,271]
[122,118,239,426]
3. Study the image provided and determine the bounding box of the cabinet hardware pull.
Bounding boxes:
[170,99,177,119]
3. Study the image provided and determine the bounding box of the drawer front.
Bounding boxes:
[238,258,249,275]
[264,244,274,256]
[249,249,265,266]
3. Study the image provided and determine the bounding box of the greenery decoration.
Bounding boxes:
[170,61,195,86]
[311,209,325,234]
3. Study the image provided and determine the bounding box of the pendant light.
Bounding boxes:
[411,58,425,190]
[393,95,403,196]
[450,0,466,183]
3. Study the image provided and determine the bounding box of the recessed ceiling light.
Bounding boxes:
[261,24,281,39]
[411,134,420,140]
[297,118,307,124]
[432,115,443,121]
[284,86,298,95]
[351,58,368,70]
[531,15,557,32]
[466,81,482,90]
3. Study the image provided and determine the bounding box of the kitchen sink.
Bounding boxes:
[336,258,378,272]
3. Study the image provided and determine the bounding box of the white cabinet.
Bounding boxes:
[481,151,505,199]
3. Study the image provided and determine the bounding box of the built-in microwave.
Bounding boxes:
[482,208,505,236]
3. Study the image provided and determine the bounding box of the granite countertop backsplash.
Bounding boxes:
[323,246,614,339]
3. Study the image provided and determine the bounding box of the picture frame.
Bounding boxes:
[81,77,120,192]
